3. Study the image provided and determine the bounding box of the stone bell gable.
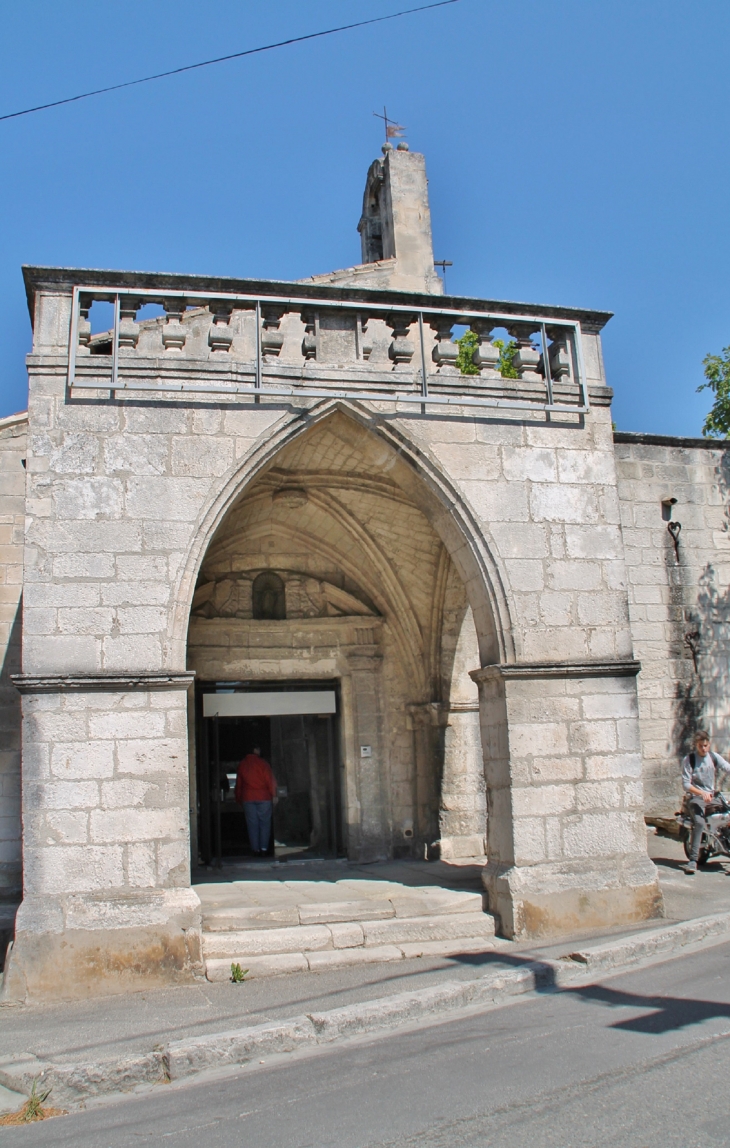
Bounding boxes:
[0,143,726,1001]
[301,142,443,294]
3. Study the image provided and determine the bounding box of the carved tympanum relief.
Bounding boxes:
[191,569,377,621]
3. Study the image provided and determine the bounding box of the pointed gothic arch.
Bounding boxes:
[181,401,512,862]
[169,400,516,670]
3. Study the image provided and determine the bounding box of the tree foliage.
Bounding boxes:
[698,346,730,438]
[455,329,479,375]
[493,337,519,379]
[456,330,520,378]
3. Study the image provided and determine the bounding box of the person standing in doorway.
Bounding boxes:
[235,746,277,857]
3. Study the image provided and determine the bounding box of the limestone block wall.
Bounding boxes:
[19,682,192,894]
[473,664,657,937]
[0,412,27,902]
[404,398,633,668]
[614,432,730,815]
[5,676,203,1001]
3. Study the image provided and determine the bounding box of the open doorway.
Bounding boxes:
[195,683,343,866]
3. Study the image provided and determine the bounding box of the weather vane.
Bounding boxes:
[373,106,406,143]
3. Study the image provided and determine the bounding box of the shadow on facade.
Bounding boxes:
[670,451,730,757]
[0,596,22,967]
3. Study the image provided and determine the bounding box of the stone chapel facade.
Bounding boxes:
[0,144,728,1001]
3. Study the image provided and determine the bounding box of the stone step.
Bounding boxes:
[201,890,485,932]
[202,911,495,961]
[203,906,302,931]
[382,891,486,919]
[205,935,496,981]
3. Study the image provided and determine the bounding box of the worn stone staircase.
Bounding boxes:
[198,870,497,980]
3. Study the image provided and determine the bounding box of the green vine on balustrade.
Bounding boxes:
[456,330,520,378]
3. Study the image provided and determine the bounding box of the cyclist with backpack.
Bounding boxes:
[682,730,730,873]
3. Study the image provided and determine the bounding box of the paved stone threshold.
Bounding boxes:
[2,909,730,1113]
[196,859,496,980]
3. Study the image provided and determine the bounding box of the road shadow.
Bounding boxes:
[564,979,730,1035]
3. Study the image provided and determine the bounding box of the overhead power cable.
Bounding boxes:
[0,0,460,124]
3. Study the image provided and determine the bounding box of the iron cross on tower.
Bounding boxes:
[373,106,405,143]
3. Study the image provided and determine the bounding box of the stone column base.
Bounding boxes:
[483,856,663,940]
[1,888,203,1004]
[439,835,486,860]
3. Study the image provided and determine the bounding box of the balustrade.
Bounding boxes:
[429,318,459,371]
[77,305,91,355]
[507,323,542,380]
[65,283,591,414]
[547,328,572,380]
[356,314,372,361]
[162,302,186,352]
[119,298,141,351]
[387,314,416,366]
[207,303,233,353]
[301,310,318,360]
[469,321,501,377]
[261,306,285,359]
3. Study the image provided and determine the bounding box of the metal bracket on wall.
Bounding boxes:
[684,629,700,673]
[668,520,682,561]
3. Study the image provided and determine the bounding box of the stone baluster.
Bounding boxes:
[77,304,91,355]
[357,314,373,361]
[429,318,459,372]
[547,328,572,380]
[118,298,141,352]
[162,301,186,352]
[301,310,318,360]
[261,306,285,359]
[470,321,500,377]
[506,324,542,380]
[387,313,415,368]
[208,303,234,353]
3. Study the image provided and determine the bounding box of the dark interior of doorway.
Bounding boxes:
[197,705,343,866]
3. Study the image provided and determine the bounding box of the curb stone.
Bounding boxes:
[0,1051,166,1110]
[565,910,730,973]
[2,910,730,1109]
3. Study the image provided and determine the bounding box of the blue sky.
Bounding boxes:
[0,0,728,435]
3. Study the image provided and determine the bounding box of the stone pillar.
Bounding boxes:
[346,648,387,861]
[2,673,203,1004]
[407,703,441,854]
[471,660,662,939]
[438,702,486,859]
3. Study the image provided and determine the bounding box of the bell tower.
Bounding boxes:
[301,142,443,294]
[358,142,443,293]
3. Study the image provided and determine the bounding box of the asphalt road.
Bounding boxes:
[9,939,730,1147]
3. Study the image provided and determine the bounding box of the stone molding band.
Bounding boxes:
[12,672,196,693]
[470,659,641,683]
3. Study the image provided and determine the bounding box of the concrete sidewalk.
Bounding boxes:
[0,830,728,1112]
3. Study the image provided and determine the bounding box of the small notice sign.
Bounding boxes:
[360,745,372,758]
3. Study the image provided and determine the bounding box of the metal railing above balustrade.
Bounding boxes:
[64,284,591,415]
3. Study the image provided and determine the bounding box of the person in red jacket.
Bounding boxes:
[235,746,277,856]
